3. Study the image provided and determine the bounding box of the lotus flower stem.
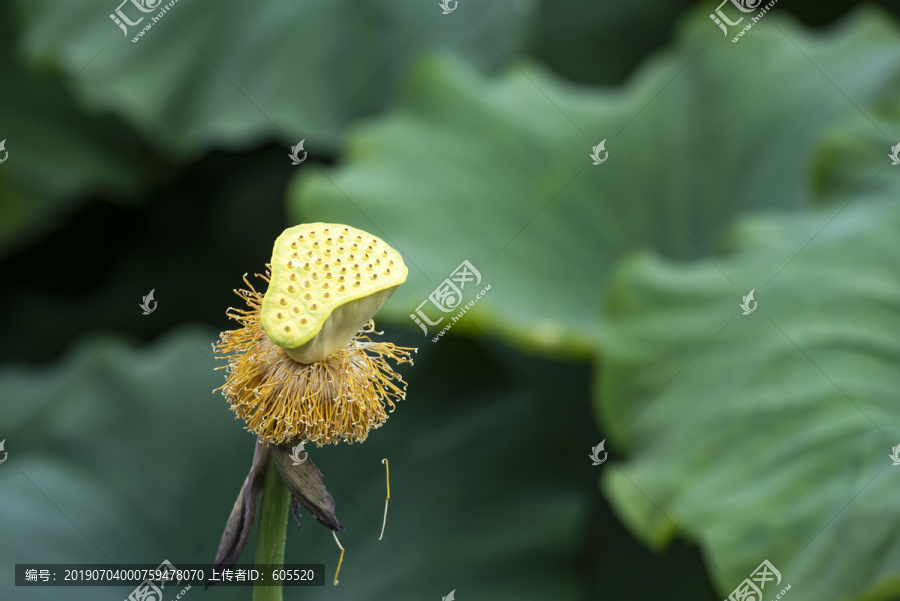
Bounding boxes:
[253,453,291,601]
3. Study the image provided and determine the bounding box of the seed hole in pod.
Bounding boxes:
[312,273,318,279]
[323,283,330,289]
[277,312,283,319]
[311,303,318,311]
[303,280,310,288]
[324,293,331,299]
[292,306,300,313]
[284,326,292,332]
[338,276,345,282]
[280,298,287,306]
[289,273,297,280]
[384,269,390,275]
[304,293,312,300]
[309,231,316,238]
[370,274,378,280]
[291,242,298,249]
[326,272,332,278]
[339,285,346,291]
[354,281,361,287]
[355,273,361,279]
[301,318,308,324]
[288,285,295,292]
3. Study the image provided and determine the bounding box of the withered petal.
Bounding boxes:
[290,494,303,530]
[207,440,269,588]
[270,442,344,532]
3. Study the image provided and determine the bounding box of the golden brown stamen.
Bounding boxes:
[214,272,415,446]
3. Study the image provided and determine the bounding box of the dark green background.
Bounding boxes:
[2,1,900,600]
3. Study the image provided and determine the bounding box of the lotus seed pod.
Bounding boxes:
[260,223,408,363]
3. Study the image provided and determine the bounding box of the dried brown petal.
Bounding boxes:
[270,442,344,532]
[207,440,269,587]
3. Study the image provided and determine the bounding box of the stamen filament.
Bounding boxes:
[332,531,345,586]
[379,458,390,541]
[214,271,414,446]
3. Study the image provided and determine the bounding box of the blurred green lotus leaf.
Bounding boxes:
[1,327,706,600]
[596,192,900,601]
[16,0,534,156]
[532,0,694,85]
[288,7,900,357]
[0,3,150,257]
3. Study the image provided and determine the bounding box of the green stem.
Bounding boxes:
[253,453,291,601]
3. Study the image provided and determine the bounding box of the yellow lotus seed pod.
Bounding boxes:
[260,223,408,363]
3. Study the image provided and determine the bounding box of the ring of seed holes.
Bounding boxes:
[275,227,396,334]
